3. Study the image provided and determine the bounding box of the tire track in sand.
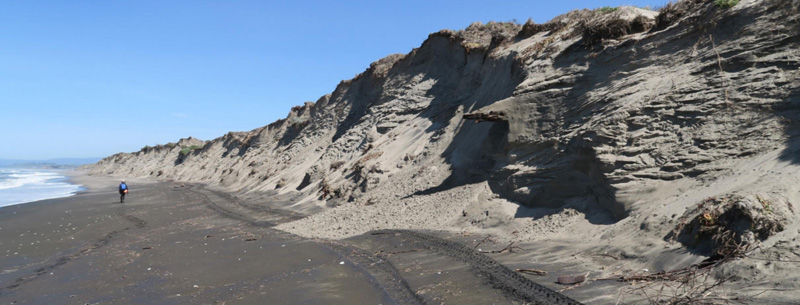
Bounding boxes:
[190,185,582,304]
[371,230,584,305]
[189,185,424,305]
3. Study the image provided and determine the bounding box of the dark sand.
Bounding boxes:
[0,174,584,305]
[0,176,397,305]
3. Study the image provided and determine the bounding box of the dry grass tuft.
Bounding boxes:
[578,10,655,47]
[445,21,523,51]
[655,0,712,30]
[516,18,567,40]
[630,15,655,33]
[329,160,345,171]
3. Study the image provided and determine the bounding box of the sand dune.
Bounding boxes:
[86,1,800,303]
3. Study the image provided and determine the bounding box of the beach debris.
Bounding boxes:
[606,255,744,304]
[557,272,588,285]
[593,252,619,260]
[666,194,788,258]
[193,285,199,288]
[557,283,583,293]
[515,268,548,276]
[479,242,523,254]
[204,235,212,238]
[600,259,722,283]
[142,246,152,250]
[472,235,496,250]
[339,261,345,265]
[244,238,257,241]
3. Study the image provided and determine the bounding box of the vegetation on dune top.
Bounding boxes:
[180,145,202,156]
[597,6,619,13]
[715,0,740,8]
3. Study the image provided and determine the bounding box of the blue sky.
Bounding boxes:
[0,0,662,159]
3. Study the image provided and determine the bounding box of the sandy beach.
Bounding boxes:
[3,166,798,305]
[1,173,591,305]
[0,175,399,305]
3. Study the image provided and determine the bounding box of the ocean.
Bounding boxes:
[0,169,84,208]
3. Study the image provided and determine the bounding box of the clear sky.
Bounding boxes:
[0,0,662,160]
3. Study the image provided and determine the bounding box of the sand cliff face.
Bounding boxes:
[92,0,799,251]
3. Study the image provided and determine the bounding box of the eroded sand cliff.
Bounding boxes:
[90,1,800,302]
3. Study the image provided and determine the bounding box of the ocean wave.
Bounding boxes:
[0,171,65,190]
[0,169,82,207]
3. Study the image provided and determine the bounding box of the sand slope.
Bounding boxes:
[88,0,800,303]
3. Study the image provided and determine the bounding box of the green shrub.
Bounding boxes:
[180,145,201,156]
[715,0,739,8]
[597,6,619,13]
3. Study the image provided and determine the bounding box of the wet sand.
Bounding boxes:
[0,177,396,305]
[0,174,585,305]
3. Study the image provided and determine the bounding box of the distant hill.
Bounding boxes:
[0,158,101,167]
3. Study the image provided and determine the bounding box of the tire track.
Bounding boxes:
[371,230,584,305]
[121,214,147,228]
[189,185,581,304]
[189,185,306,227]
[189,185,424,305]
[190,185,277,227]
[324,241,426,305]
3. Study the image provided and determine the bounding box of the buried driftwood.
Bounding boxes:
[479,242,523,254]
[515,268,548,276]
[557,272,589,285]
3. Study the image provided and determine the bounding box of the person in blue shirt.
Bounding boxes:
[119,180,129,203]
